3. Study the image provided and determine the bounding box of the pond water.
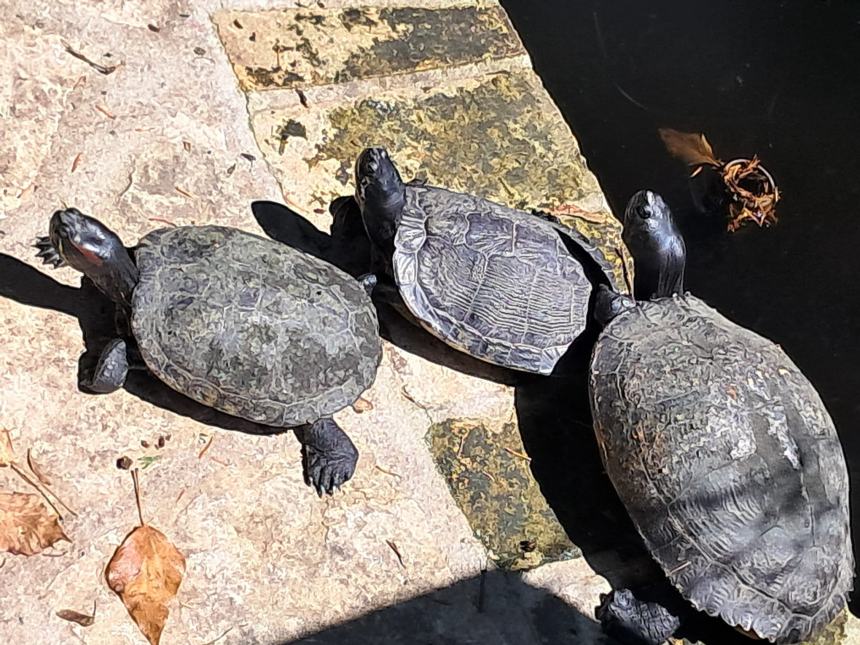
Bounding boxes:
[503,0,860,614]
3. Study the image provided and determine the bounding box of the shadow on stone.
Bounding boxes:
[282,569,615,645]
[0,253,288,437]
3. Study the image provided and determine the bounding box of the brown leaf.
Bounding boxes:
[105,525,186,645]
[659,128,720,167]
[351,397,374,413]
[0,429,14,466]
[27,449,52,486]
[57,601,96,627]
[0,492,70,555]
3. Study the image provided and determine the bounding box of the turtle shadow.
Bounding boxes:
[251,199,521,386]
[0,253,289,437]
[515,347,754,644]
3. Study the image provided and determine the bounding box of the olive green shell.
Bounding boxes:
[589,294,852,643]
[131,226,381,426]
[393,185,613,375]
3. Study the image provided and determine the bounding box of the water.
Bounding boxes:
[503,0,860,612]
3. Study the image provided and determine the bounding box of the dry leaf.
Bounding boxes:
[0,429,14,466]
[105,525,186,645]
[27,449,52,486]
[0,491,69,555]
[659,128,720,167]
[722,157,780,231]
[351,397,374,413]
[57,602,96,627]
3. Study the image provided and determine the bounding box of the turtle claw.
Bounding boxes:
[34,236,65,268]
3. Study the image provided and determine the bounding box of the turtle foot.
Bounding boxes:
[34,236,66,268]
[300,418,358,496]
[596,589,681,645]
[81,338,129,394]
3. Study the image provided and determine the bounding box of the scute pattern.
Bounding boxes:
[589,295,852,643]
[394,185,594,374]
[132,226,381,426]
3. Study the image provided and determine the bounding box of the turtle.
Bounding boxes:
[352,146,619,375]
[35,208,382,495]
[588,191,853,643]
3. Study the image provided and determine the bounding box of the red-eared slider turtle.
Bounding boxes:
[589,191,852,643]
[353,147,618,375]
[36,208,382,495]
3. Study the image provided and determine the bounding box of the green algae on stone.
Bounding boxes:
[216,5,523,91]
[334,6,523,83]
[312,71,629,289]
[426,418,578,570]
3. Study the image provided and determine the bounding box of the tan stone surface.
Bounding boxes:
[6,1,845,645]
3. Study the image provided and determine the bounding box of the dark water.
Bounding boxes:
[503,0,860,611]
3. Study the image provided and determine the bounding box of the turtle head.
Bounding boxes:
[43,207,138,306]
[354,147,406,257]
[48,208,121,274]
[622,190,686,299]
[354,147,404,208]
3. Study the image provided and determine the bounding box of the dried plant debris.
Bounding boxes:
[57,601,97,627]
[105,470,185,645]
[0,492,70,555]
[659,128,780,231]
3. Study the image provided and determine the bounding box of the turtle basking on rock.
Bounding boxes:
[36,208,382,495]
[352,146,620,375]
[589,191,852,643]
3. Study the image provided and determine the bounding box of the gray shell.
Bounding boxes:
[393,185,610,374]
[131,226,381,427]
[589,294,852,643]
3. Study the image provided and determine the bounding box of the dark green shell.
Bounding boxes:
[589,294,852,643]
[131,226,381,426]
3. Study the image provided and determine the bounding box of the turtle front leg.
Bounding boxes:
[298,418,358,496]
[81,338,130,394]
[596,589,682,645]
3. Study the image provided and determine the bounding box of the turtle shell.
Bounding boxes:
[589,294,852,643]
[393,185,612,374]
[131,226,381,427]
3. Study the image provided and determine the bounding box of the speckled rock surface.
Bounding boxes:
[1,2,853,645]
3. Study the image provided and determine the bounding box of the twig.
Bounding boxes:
[373,464,402,479]
[385,540,405,568]
[198,435,214,459]
[201,626,234,645]
[174,186,195,199]
[131,468,145,526]
[62,42,118,75]
[23,453,78,517]
[502,446,531,462]
[94,104,116,119]
[10,463,63,519]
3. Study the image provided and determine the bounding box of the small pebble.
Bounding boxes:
[116,456,132,470]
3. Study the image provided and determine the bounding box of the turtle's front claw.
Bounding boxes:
[34,236,65,268]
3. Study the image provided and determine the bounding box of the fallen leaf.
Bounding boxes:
[351,397,374,413]
[0,429,14,466]
[57,601,96,627]
[105,525,185,645]
[659,128,720,167]
[0,492,69,555]
[27,449,53,486]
